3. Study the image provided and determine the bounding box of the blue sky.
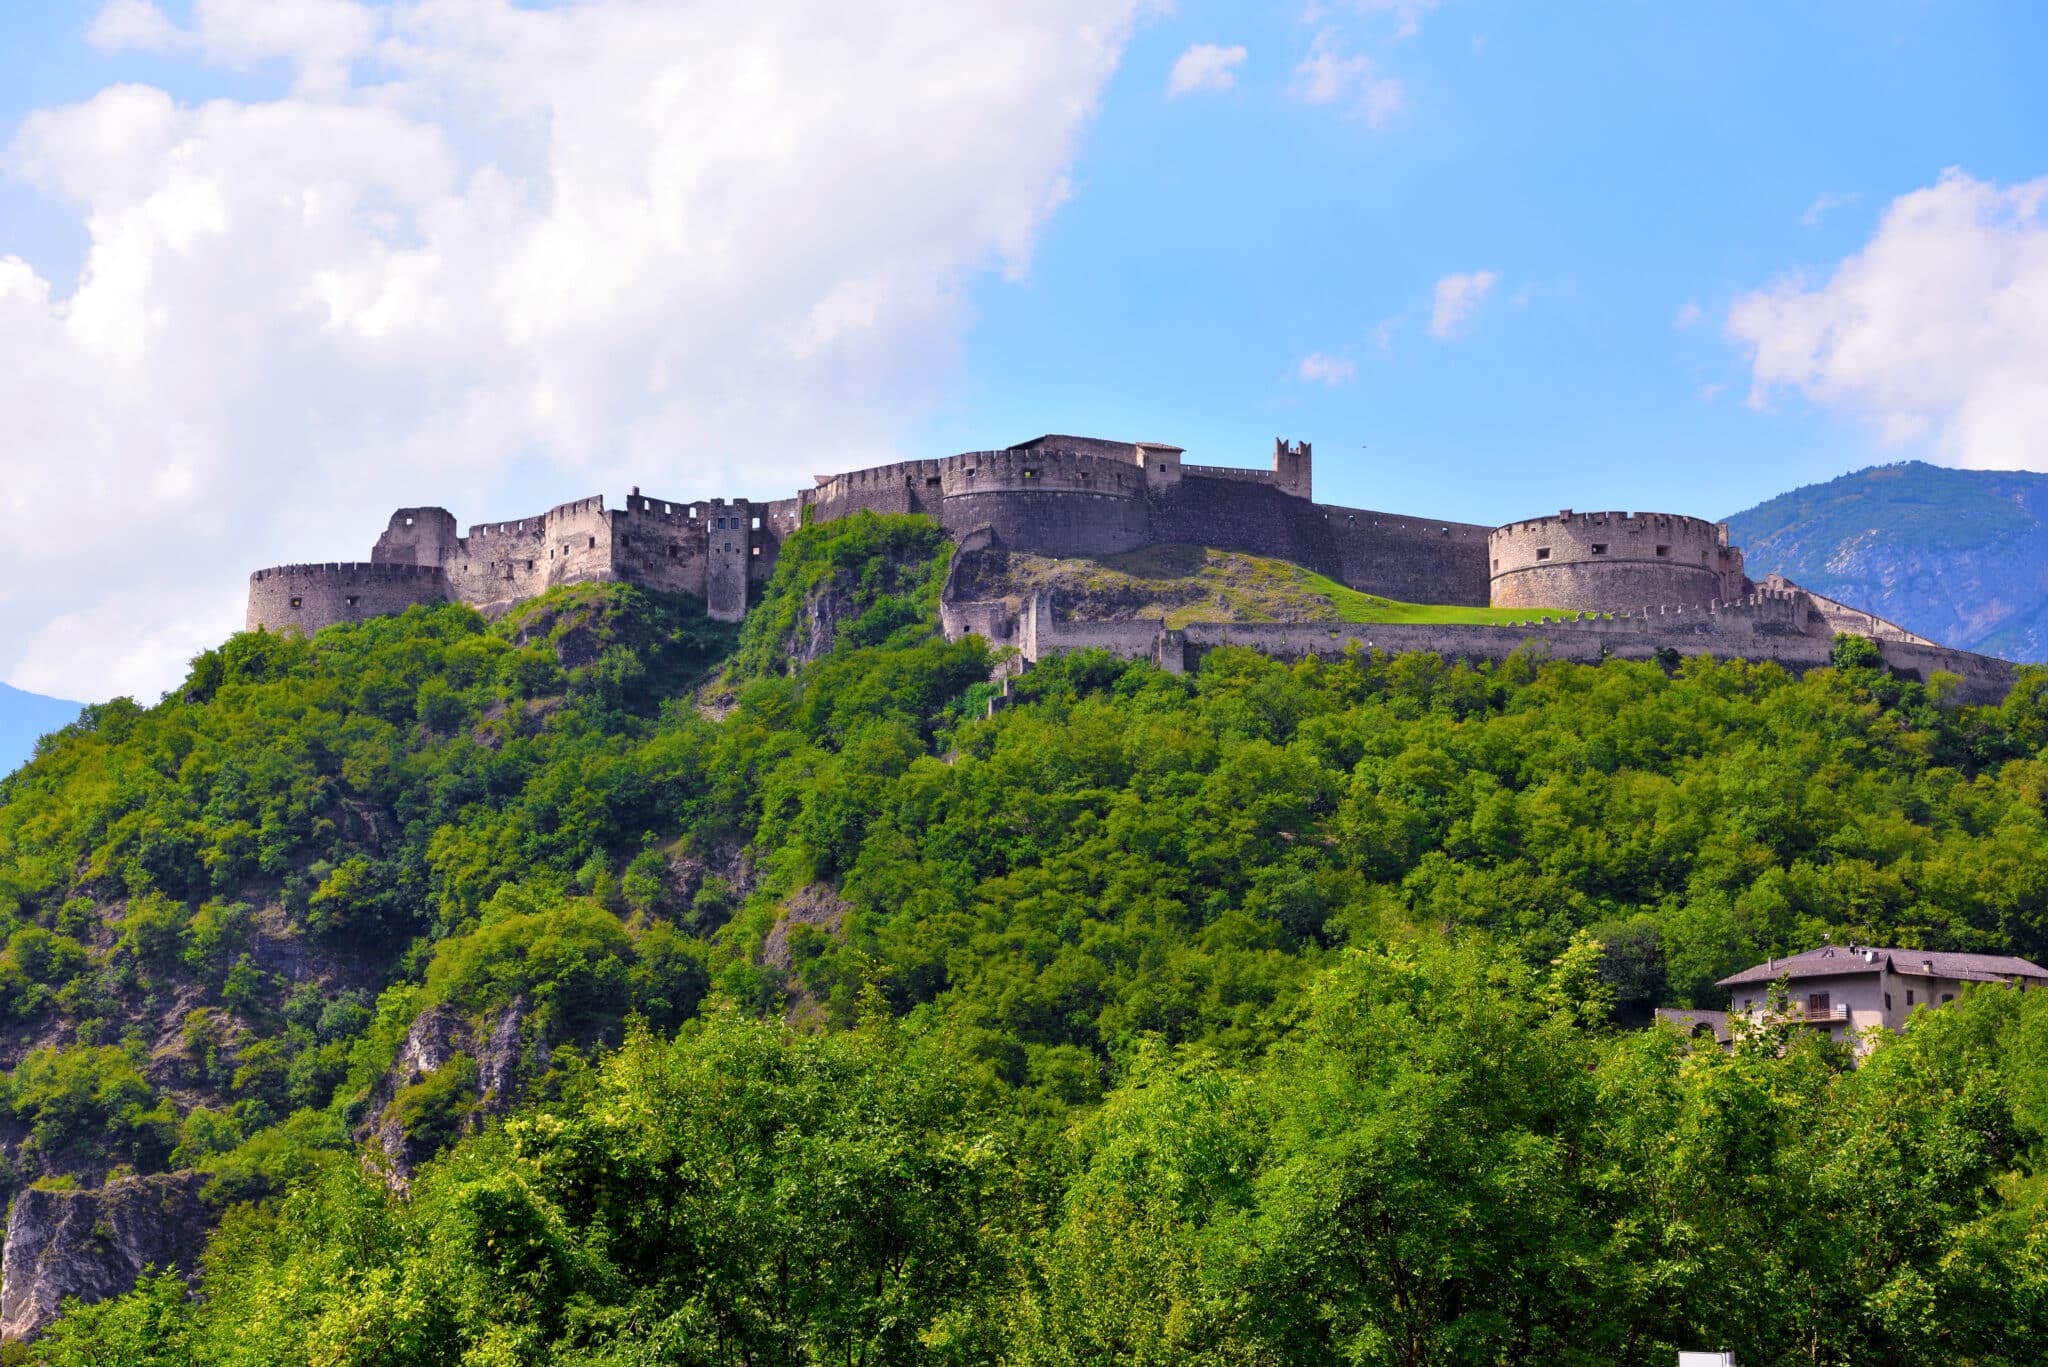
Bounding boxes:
[919,0,2048,522]
[1,0,2044,699]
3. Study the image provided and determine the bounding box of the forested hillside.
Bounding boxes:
[6,512,2048,1363]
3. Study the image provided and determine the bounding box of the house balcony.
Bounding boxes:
[1791,1003,1849,1023]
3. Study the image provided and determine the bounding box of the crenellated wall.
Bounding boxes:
[246,432,2009,692]
[950,588,2017,705]
[247,562,449,634]
[1490,510,1733,612]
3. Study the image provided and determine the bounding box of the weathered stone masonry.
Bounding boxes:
[244,431,2019,698]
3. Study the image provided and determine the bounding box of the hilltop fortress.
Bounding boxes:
[247,434,2019,701]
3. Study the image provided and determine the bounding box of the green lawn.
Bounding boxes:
[991,544,1582,628]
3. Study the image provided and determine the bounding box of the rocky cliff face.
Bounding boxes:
[1727,462,2048,663]
[0,1171,211,1342]
[359,997,536,1187]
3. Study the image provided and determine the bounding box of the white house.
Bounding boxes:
[1691,944,2048,1052]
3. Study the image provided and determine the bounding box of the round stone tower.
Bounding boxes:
[1489,510,1732,613]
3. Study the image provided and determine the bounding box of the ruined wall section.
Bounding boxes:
[1491,511,1730,612]
[447,512,550,607]
[613,491,709,598]
[372,508,461,567]
[247,563,449,634]
[702,498,758,621]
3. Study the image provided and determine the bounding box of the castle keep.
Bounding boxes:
[246,433,2017,701]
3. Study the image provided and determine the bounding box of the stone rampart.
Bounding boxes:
[1491,510,1728,611]
[372,508,460,567]
[937,448,1145,501]
[247,562,449,634]
[1008,616,2015,705]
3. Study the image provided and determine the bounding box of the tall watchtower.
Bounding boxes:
[1273,439,1312,500]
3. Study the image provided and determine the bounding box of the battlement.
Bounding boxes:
[250,562,447,583]
[246,561,450,635]
[936,447,1145,499]
[1490,507,1733,613]
[245,429,1993,685]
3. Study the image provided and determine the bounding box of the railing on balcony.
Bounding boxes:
[1793,1003,1849,1023]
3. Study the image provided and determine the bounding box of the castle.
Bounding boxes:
[246,434,2019,701]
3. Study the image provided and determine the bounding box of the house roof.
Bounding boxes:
[1717,945,2048,989]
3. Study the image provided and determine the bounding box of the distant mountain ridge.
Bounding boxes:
[1727,461,2048,664]
[0,684,83,778]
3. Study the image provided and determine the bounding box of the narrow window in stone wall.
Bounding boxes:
[1023,468,1038,479]
[1907,989,1915,1005]
[346,596,359,608]
[1536,547,1551,561]
[752,517,761,530]
[290,596,303,609]
[588,536,596,549]
[1655,544,1670,557]
[668,545,678,558]
[1492,559,1499,572]
[1885,992,1892,1010]
[752,546,761,556]
[1591,544,1608,555]
[527,560,535,571]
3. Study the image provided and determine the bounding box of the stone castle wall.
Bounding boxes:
[946,586,2015,705]
[244,433,2008,693]
[245,562,450,634]
[1490,510,1731,612]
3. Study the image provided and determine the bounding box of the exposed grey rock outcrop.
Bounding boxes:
[0,1170,211,1342]
[359,997,535,1187]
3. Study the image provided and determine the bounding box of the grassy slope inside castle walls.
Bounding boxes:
[958,543,1581,629]
[6,511,2048,1357]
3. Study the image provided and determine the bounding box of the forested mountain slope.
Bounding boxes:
[5,512,2048,1362]
[1728,461,2048,661]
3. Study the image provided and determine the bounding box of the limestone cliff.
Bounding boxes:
[0,1171,210,1342]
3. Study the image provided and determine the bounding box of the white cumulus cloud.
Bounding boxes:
[1168,42,1246,96]
[1289,29,1404,127]
[1429,269,1497,339]
[1297,352,1356,386]
[1727,169,2048,471]
[1,0,1147,701]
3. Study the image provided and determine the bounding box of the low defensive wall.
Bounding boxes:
[245,563,449,635]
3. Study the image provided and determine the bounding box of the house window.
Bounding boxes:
[752,546,761,556]
[1807,992,1830,1014]
[1942,993,1954,1005]
[752,517,761,530]
[1591,543,1608,555]
[1655,544,1670,557]
[588,536,596,548]
[1885,992,1892,1010]
[1906,989,1914,1006]
[1535,547,1551,561]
